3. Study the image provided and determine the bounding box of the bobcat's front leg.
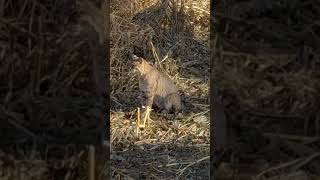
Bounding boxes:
[143,90,154,128]
[138,91,146,108]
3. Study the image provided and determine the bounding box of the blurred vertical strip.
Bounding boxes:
[105,0,111,179]
[210,0,227,178]
[78,0,110,179]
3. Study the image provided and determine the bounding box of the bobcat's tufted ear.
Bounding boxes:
[132,54,139,60]
[141,58,149,65]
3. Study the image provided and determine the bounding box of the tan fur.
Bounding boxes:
[133,57,182,113]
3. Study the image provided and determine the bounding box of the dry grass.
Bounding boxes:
[212,0,320,179]
[0,0,107,179]
[215,52,320,114]
[110,0,210,179]
[0,147,108,180]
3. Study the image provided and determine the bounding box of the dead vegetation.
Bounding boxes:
[0,0,108,179]
[213,0,320,179]
[111,0,210,179]
[0,148,108,180]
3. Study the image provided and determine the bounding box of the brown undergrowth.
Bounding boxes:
[111,0,210,179]
[0,0,108,179]
[213,0,320,179]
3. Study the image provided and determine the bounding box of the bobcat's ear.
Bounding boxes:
[132,54,139,60]
[141,58,148,65]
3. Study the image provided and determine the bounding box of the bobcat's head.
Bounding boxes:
[132,55,153,75]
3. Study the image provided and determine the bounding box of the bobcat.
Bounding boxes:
[133,55,182,127]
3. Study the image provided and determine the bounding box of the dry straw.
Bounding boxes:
[111,0,210,179]
[0,0,108,179]
[212,0,320,179]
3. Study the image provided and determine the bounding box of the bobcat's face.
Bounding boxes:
[132,56,152,75]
